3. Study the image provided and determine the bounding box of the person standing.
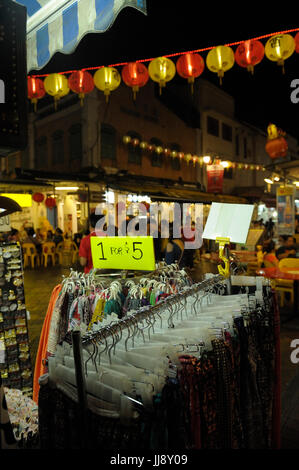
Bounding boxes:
[79,212,106,273]
[164,223,185,267]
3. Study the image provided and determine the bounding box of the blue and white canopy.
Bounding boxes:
[14,0,147,72]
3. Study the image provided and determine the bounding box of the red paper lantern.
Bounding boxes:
[295,32,299,53]
[122,62,149,100]
[265,137,288,159]
[27,77,45,111]
[45,197,56,209]
[235,40,264,74]
[207,163,224,193]
[176,53,205,92]
[32,192,44,204]
[68,70,94,105]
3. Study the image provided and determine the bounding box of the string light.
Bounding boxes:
[29,27,299,79]
[122,135,266,170]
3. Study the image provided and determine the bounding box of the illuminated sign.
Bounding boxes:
[1,194,32,208]
[91,236,156,271]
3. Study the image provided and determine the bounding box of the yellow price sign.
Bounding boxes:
[90,236,156,271]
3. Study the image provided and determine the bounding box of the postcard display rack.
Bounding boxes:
[0,242,32,396]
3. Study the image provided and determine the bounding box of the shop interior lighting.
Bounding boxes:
[294,182,299,187]
[264,178,273,184]
[273,176,280,182]
[55,186,79,191]
[203,156,211,164]
[220,161,229,168]
[105,191,115,204]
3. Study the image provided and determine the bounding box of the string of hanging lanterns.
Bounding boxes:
[122,134,266,171]
[27,29,299,110]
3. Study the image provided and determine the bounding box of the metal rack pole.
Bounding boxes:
[72,330,88,449]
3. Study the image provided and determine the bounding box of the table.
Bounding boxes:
[257,267,299,319]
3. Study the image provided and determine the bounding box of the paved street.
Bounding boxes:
[23,264,299,449]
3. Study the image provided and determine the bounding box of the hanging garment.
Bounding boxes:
[38,275,279,450]
[33,284,61,403]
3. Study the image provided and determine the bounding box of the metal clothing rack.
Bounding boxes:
[70,273,225,447]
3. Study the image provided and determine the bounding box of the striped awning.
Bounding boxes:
[14,0,147,72]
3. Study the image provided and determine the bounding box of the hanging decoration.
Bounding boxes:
[121,135,266,170]
[234,40,264,74]
[206,161,224,193]
[27,77,45,111]
[68,70,94,106]
[32,192,44,204]
[265,123,288,159]
[206,45,235,84]
[265,34,295,73]
[121,62,149,100]
[27,28,299,113]
[45,197,57,209]
[93,67,121,102]
[44,74,70,109]
[176,53,205,93]
[148,57,176,95]
[123,135,131,144]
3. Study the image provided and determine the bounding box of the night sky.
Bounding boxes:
[34,1,299,140]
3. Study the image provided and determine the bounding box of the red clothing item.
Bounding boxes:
[79,232,96,273]
[79,231,107,273]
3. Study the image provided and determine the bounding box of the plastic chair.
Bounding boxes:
[41,242,56,267]
[71,241,79,264]
[273,258,298,307]
[22,243,40,268]
[55,242,64,265]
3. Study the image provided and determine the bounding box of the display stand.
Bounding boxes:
[203,202,254,295]
[0,242,33,396]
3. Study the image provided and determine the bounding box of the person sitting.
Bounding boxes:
[23,227,42,254]
[53,228,64,246]
[276,235,297,260]
[262,241,279,267]
[8,228,20,242]
[46,230,54,242]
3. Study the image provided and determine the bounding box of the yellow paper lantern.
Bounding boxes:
[265,34,295,73]
[44,73,70,109]
[170,150,178,158]
[148,57,176,94]
[94,67,121,102]
[123,135,131,144]
[140,141,148,149]
[185,153,192,164]
[206,45,235,84]
[156,146,163,154]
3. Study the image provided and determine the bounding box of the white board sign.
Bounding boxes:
[202,203,254,244]
[0,215,11,232]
